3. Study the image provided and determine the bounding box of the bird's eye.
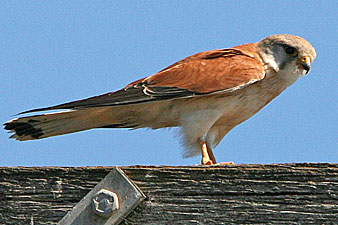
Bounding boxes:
[284,46,298,56]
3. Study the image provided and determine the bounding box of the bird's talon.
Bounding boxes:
[202,160,214,165]
[216,161,235,165]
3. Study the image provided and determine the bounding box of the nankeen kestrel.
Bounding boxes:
[4,34,316,165]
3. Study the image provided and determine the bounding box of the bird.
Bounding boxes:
[4,34,316,165]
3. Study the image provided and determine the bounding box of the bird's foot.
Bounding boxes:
[215,161,235,165]
[200,141,234,165]
[200,142,217,165]
[201,157,214,165]
[201,160,235,166]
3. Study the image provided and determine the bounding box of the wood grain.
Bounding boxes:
[0,163,337,224]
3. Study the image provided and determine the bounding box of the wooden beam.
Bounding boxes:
[0,163,337,224]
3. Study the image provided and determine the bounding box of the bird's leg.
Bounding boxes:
[200,142,217,165]
[200,141,234,166]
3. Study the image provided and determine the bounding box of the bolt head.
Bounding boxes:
[92,189,119,218]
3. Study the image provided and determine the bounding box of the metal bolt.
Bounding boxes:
[92,189,119,218]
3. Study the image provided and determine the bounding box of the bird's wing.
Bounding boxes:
[20,43,265,114]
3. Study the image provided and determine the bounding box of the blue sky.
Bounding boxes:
[1,1,337,166]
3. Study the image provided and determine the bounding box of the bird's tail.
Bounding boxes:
[3,108,116,141]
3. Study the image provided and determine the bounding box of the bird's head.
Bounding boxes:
[256,34,316,81]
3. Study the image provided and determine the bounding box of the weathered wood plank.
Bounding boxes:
[0,163,337,224]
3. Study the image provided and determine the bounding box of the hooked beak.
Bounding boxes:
[298,56,311,74]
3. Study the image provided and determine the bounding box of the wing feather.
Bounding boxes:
[20,43,265,114]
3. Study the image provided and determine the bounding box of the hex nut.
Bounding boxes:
[92,189,119,218]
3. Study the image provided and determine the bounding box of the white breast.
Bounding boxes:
[178,64,304,157]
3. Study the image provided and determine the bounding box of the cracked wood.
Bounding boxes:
[0,163,337,224]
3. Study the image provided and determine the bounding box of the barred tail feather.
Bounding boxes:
[3,109,108,141]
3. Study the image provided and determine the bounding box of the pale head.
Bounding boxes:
[256,34,316,78]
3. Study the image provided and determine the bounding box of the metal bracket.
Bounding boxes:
[58,167,146,225]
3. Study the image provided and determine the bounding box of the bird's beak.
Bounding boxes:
[298,56,311,74]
